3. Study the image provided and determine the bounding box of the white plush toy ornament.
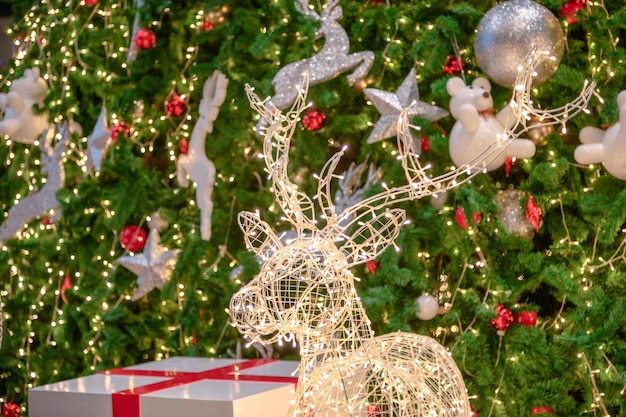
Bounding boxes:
[446,76,536,172]
[574,90,626,181]
[0,67,49,144]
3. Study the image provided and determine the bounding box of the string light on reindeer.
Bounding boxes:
[255,0,374,133]
[230,50,594,417]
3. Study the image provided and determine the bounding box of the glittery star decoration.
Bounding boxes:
[117,229,180,301]
[364,67,448,144]
[86,106,112,172]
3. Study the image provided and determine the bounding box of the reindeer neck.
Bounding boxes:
[189,123,208,155]
[318,21,350,56]
[296,295,374,368]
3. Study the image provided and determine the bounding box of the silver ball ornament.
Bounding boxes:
[495,189,535,239]
[474,0,565,88]
[415,294,439,320]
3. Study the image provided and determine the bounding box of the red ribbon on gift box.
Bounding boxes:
[100,359,298,417]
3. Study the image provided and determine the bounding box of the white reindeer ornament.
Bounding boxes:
[230,52,594,417]
[0,124,69,243]
[176,70,229,241]
[256,0,374,132]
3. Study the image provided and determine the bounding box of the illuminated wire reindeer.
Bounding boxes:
[230,52,595,417]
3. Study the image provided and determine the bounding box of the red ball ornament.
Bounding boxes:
[111,121,131,142]
[179,138,189,155]
[560,0,585,24]
[420,135,431,152]
[2,401,20,417]
[366,260,379,274]
[516,310,538,327]
[504,156,515,177]
[166,93,187,117]
[531,406,554,414]
[491,303,514,335]
[135,28,156,50]
[120,226,147,252]
[302,109,326,131]
[84,0,98,4]
[203,21,215,31]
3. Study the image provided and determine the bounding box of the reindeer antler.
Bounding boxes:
[246,78,316,230]
[294,0,320,19]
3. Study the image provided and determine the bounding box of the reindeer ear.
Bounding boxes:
[340,208,406,267]
[238,211,283,259]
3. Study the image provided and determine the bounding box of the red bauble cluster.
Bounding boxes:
[302,109,326,131]
[135,28,156,50]
[166,93,187,117]
[455,207,481,229]
[443,55,465,75]
[491,305,538,335]
[526,196,542,232]
[120,225,147,252]
[491,303,515,335]
[560,0,586,24]
[2,401,20,417]
[111,121,131,142]
[367,405,381,416]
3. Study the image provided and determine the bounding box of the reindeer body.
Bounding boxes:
[232,51,594,417]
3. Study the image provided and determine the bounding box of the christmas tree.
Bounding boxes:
[1,0,625,416]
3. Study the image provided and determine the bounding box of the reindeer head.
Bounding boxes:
[230,79,409,345]
[295,0,342,32]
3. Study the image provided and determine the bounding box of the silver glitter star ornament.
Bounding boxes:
[117,230,180,301]
[364,68,448,144]
[85,106,112,173]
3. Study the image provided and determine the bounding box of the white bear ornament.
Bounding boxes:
[0,67,49,144]
[574,90,626,181]
[446,76,536,172]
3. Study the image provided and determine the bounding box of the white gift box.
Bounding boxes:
[29,357,299,417]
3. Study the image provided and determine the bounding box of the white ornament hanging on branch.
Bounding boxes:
[575,90,626,181]
[256,0,374,132]
[0,124,69,243]
[446,76,536,172]
[0,67,49,144]
[415,294,440,320]
[176,70,229,241]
